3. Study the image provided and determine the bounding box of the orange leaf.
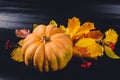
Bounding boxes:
[67,17,80,38]
[76,22,95,36]
[87,30,103,40]
[73,46,88,57]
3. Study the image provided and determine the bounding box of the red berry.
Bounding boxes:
[5,46,8,50]
[81,64,87,68]
[86,62,92,68]
[111,46,115,50]
[5,40,11,50]
[110,42,115,50]
[81,61,92,68]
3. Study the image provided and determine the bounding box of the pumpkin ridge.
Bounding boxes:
[43,46,49,72]
[24,41,40,66]
[22,38,39,56]
[45,25,55,38]
[50,33,67,40]
[52,37,72,49]
[24,34,39,43]
[33,25,46,38]
[49,27,63,37]
[52,41,72,62]
[52,38,73,64]
[45,43,58,71]
[49,41,68,69]
[33,43,44,72]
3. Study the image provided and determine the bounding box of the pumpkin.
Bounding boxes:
[21,24,73,72]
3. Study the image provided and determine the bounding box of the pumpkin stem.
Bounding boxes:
[41,34,50,43]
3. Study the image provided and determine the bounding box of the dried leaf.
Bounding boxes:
[10,47,23,62]
[67,17,80,38]
[104,29,118,44]
[75,38,104,58]
[87,30,103,40]
[60,25,66,33]
[75,38,96,47]
[33,24,39,29]
[18,39,24,46]
[49,20,58,27]
[105,45,120,59]
[73,46,88,57]
[60,17,95,42]
[10,40,24,62]
[15,29,30,38]
[87,42,104,58]
[76,22,95,36]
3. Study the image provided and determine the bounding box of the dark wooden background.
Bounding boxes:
[0,0,120,80]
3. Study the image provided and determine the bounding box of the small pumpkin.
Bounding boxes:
[21,24,73,72]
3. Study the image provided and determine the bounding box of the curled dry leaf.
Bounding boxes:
[87,30,103,40]
[15,29,30,38]
[10,39,24,62]
[103,29,118,44]
[75,38,104,59]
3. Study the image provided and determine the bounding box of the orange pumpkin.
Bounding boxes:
[21,24,73,72]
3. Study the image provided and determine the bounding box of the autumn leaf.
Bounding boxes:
[73,46,89,58]
[87,30,103,40]
[60,25,67,33]
[76,22,95,37]
[10,39,24,62]
[67,17,80,38]
[60,17,96,41]
[75,38,96,47]
[33,24,39,29]
[105,45,120,59]
[18,39,24,46]
[15,29,30,38]
[10,47,23,62]
[103,29,118,45]
[49,20,58,27]
[75,38,104,58]
[87,42,104,58]
[59,17,119,59]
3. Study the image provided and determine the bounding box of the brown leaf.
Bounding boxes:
[15,29,30,38]
[87,30,103,40]
[73,46,88,57]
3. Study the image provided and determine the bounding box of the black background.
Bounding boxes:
[0,0,120,80]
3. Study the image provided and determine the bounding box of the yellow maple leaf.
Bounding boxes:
[67,17,80,38]
[60,17,96,41]
[75,38,104,58]
[75,38,96,47]
[103,29,118,44]
[18,39,24,46]
[10,39,24,62]
[11,47,23,62]
[87,42,104,58]
[76,22,95,37]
